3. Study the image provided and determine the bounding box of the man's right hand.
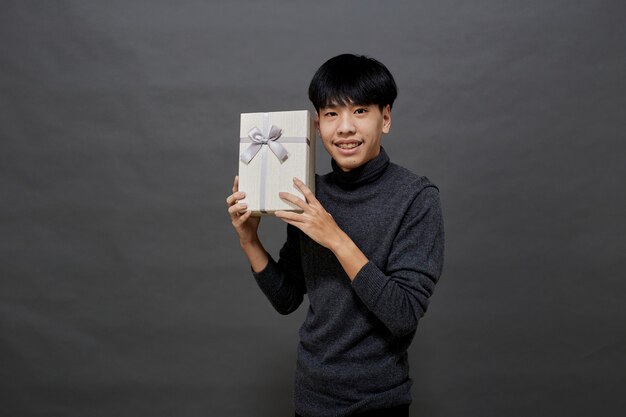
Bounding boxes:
[226,176,261,246]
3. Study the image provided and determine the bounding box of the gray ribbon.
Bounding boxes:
[240,125,289,164]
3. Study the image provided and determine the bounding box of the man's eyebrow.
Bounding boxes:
[321,102,370,110]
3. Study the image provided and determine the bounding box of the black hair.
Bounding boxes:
[308,54,398,111]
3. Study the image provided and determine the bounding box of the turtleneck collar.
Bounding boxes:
[331,147,390,187]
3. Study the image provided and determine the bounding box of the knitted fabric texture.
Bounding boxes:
[253,148,445,417]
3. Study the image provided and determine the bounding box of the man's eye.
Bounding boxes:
[355,108,367,114]
[325,112,337,117]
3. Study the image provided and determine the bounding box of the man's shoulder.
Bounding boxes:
[386,162,440,195]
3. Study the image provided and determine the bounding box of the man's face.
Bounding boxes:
[316,103,391,172]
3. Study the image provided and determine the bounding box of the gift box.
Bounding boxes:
[238,110,316,215]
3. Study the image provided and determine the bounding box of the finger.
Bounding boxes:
[275,210,305,223]
[292,177,317,204]
[235,209,253,225]
[226,191,246,206]
[232,176,239,194]
[228,202,248,217]
[278,191,308,211]
[275,212,303,228]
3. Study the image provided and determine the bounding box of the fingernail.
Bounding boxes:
[241,203,247,208]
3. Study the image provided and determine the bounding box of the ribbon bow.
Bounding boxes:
[240,125,289,164]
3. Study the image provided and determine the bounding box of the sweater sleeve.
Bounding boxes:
[252,224,307,315]
[351,185,445,337]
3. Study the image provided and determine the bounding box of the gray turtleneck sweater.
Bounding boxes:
[253,148,445,417]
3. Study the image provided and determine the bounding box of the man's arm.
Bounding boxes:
[275,178,368,280]
[351,186,444,336]
[253,224,306,315]
[227,176,306,314]
[276,178,444,337]
[226,176,268,272]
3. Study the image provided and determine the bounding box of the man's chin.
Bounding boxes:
[333,156,361,172]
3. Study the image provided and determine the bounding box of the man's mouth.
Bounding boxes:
[335,141,361,149]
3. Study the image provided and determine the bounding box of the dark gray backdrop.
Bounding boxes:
[1,1,625,416]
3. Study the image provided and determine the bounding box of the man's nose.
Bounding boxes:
[337,115,356,135]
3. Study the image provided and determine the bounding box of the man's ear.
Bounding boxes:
[382,104,391,134]
[314,111,320,133]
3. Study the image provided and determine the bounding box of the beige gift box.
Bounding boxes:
[238,110,316,216]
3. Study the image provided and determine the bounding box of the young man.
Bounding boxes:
[226,54,444,417]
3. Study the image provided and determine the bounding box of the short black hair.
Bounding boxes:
[308,54,398,111]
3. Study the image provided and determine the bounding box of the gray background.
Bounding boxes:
[1,1,625,416]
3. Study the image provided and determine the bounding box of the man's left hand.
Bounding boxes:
[275,178,344,251]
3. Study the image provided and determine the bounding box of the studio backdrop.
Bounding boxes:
[1,1,625,416]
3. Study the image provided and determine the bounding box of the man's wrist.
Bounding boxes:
[329,231,369,281]
[239,235,269,273]
[329,231,351,256]
[239,234,260,249]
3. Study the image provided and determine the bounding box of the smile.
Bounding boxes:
[336,142,361,149]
